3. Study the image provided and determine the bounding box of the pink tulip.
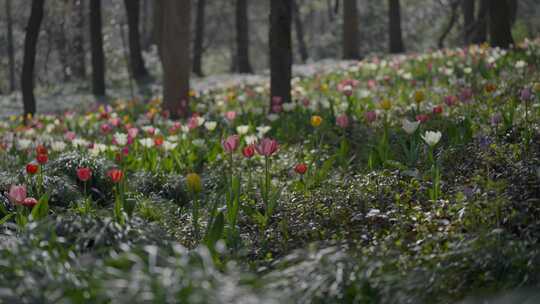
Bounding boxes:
[222,135,240,153]
[336,114,350,129]
[225,111,237,121]
[364,111,377,123]
[64,131,76,141]
[256,138,279,157]
[127,127,139,138]
[8,185,27,205]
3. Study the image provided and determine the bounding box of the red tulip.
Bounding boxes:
[415,114,429,123]
[154,136,164,146]
[26,163,39,175]
[21,197,38,208]
[107,169,123,183]
[432,105,443,114]
[256,138,279,157]
[36,153,48,165]
[222,135,240,153]
[242,145,255,158]
[294,163,308,175]
[77,167,92,182]
[36,145,48,155]
[336,114,350,129]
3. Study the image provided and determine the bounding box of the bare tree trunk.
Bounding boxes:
[388,0,405,53]
[438,0,460,49]
[155,0,191,119]
[489,0,514,48]
[461,0,475,44]
[141,0,154,50]
[72,0,86,80]
[343,0,360,59]
[22,0,45,117]
[270,0,292,107]
[235,0,253,73]
[472,0,488,44]
[292,0,309,63]
[124,0,151,86]
[6,0,16,92]
[192,0,206,76]
[90,0,106,99]
[55,8,71,82]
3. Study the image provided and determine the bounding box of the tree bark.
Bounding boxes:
[235,0,253,73]
[489,0,514,48]
[270,0,292,107]
[55,4,71,82]
[155,0,191,119]
[21,0,45,117]
[461,0,475,45]
[72,0,86,79]
[471,0,488,44]
[124,0,150,86]
[343,0,360,59]
[192,0,206,76]
[438,0,460,49]
[292,0,309,63]
[90,0,106,99]
[6,0,16,92]
[388,0,405,53]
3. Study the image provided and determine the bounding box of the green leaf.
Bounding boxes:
[0,214,14,225]
[205,211,224,249]
[31,194,49,221]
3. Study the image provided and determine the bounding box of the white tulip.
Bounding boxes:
[51,141,67,152]
[422,131,442,147]
[163,141,178,151]
[113,133,128,146]
[401,119,420,135]
[236,125,250,135]
[204,121,217,131]
[139,138,154,148]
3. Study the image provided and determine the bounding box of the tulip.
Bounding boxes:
[311,115,323,127]
[36,145,48,155]
[422,131,442,147]
[242,145,255,158]
[256,138,279,157]
[336,114,350,129]
[416,114,429,123]
[107,169,123,183]
[77,167,92,182]
[222,135,240,153]
[26,163,39,175]
[362,111,376,124]
[380,99,392,111]
[8,185,27,205]
[401,119,420,135]
[432,105,443,115]
[294,163,308,175]
[21,197,38,208]
[186,173,202,194]
[414,90,425,103]
[36,153,48,165]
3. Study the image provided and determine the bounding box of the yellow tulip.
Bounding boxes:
[311,115,323,127]
[414,90,425,104]
[186,173,202,194]
[380,99,392,111]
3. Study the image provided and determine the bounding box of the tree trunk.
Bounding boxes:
[6,0,16,92]
[235,0,253,73]
[90,0,106,99]
[292,0,309,63]
[343,0,360,59]
[155,0,191,119]
[124,0,150,86]
[461,0,475,45]
[270,0,292,107]
[489,0,514,48]
[72,0,86,79]
[55,7,71,82]
[21,0,45,117]
[388,0,405,53]
[472,0,488,44]
[192,0,206,77]
[438,0,459,49]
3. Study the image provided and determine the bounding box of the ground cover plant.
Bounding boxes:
[1,41,540,303]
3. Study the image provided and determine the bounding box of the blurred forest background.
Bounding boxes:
[1,0,539,91]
